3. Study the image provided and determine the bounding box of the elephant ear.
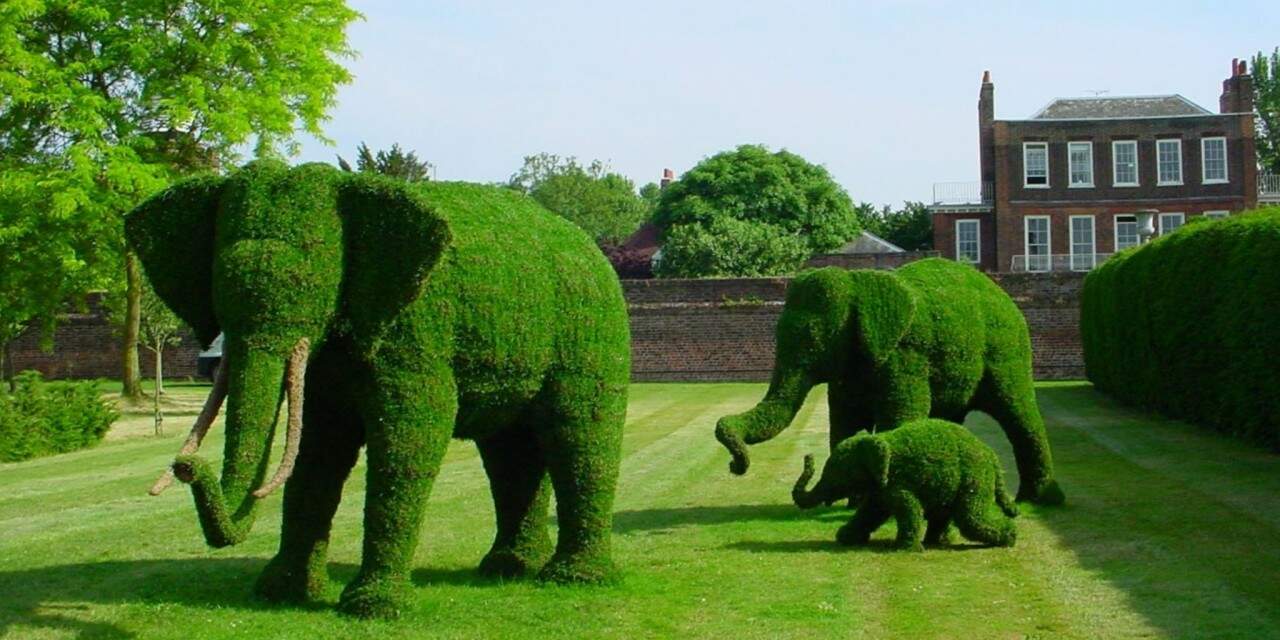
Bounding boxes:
[856,436,892,489]
[124,175,225,346]
[337,175,451,343]
[850,271,917,365]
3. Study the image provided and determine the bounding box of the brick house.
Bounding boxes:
[931,60,1280,272]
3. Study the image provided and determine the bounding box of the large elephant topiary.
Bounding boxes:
[716,259,1063,505]
[792,419,1019,550]
[128,161,630,618]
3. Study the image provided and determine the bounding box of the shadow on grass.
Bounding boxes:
[725,538,996,553]
[611,503,846,534]
[0,558,508,639]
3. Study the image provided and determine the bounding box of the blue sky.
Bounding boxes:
[297,1,1279,205]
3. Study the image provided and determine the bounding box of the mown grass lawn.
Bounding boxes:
[2,382,1279,639]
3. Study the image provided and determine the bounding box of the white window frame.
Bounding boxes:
[1157,139,1183,186]
[1024,215,1051,272]
[1158,212,1185,235]
[1201,137,1228,184]
[1112,140,1139,187]
[1023,142,1049,188]
[1113,215,1139,252]
[1203,210,1229,219]
[1068,141,1094,188]
[1069,215,1096,271]
[954,219,981,264]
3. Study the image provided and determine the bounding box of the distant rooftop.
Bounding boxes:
[1030,95,1212,120]
[832,231,905,255]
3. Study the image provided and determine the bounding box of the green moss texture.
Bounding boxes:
[1081,207,1280,450]
[792,418,1018,550]
[126,160,630,618]
[716,258,1063,505]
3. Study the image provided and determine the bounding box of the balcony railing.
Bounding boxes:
[931,181,993,206]
[1010,253,1115,273]
[1261,173,1280,202]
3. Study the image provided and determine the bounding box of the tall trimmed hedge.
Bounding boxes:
[1081,207,1280,449]
[0,371,118,462]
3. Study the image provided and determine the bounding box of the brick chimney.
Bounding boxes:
[1220,58,1255,114]
[978,70,995,189]
[660,168,675,189]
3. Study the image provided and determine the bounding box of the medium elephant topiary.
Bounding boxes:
[716,259,1063,505]
[127,161,630,618]
[792,419,1018,550]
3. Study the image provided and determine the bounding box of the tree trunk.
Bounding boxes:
[153,358,163,437]
[155,345,165,396]
[121,252,143,399]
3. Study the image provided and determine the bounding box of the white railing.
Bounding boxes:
[1261,173,1280,202]
[932,181,993,206]
[1009,253,1115,273]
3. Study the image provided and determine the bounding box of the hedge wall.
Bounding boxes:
[1081,207,1280,450]
[0,371,118,462]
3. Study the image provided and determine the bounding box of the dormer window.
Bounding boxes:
[1024,142,1049,188]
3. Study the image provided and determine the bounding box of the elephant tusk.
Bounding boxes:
[149,360,229,496]
[252,338,310,499]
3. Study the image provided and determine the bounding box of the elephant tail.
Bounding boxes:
[995,467,1019,518]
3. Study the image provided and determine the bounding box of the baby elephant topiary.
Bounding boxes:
[792,419,1018,551]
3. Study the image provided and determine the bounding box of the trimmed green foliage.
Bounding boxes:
[125,161,629,618]
[1081,206,1280,450]
[652,145,859,277]
[794,419,1017,550]
[717,258,1064,505]
[0,371,117,462]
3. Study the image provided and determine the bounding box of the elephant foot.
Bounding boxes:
[893,539,925,553]
[255,555,327,604]
[924,523,956,547]
[1018,478,1066,506]
[478,545,550,579]
[337,574,413,619]
[835,523,873,547]
[536,552,618,585]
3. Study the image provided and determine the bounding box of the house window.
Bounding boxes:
[1114,215,1139,251]
[955,219,980,264]
[1024,216,1051,272]
[1159,212,1185,235]
[1068,142,1094,187]
[1070,215,1096,271]
[1204,210,1229,219]
[1201,137,1228,183]
[1024,142,1049,187]
[1157,139,1183,185]
[1112,140,1139,186]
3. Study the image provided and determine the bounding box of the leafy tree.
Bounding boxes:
[855,201,934,251]
[652,145,858,277]
[508,154,649,245]
[1253,48,1280,173]
[654,216,810,278]
[338,142,433,181]
[0,0,359,398]
[639,182,662,214]
[139,278,184,435]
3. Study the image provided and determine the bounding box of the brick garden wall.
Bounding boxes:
[12,270,1087,383]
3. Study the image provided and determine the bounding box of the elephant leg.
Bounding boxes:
[923,515,955,546]
[338,368,457,619]
[954,495,1017,548]
[476,427,553,578]
[835,502,890,546]
[255,352,365,603]
[871,352,932,431]
[535,373,625,584]
[888,490,926,552]
[977,368,1063,505]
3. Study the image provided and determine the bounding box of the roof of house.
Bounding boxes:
[1030,95,1212,120]
[831,231,905,255]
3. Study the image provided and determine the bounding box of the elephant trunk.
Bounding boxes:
[162,338,309,548]
[792,454,825,509]
[716,368,813,475]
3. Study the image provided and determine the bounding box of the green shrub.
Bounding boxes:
[0,371,118,462]
[1081,207,1280,450]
